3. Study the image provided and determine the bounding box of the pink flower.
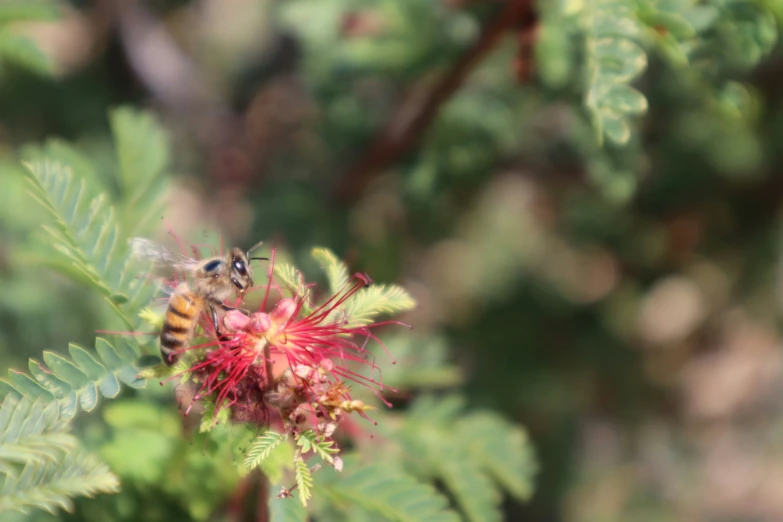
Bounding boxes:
[180,263,400,427]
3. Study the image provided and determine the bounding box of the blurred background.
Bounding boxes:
[1,0,783,520]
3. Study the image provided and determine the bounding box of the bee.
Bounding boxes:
[131,237,266,365]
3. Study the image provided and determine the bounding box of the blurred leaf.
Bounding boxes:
[0,449,119,514]
[1,338,144,420]
[19,149,157,328]
[312,247,349,295]
[0,32,52,75]
[317,461,460,522]
[269,485,307,522]
[342,284,416,327]
[294,456,313,507]
[0,396,73,468]
[109,107,169,235]
[395,396,538,520]
[244,431,285,471]
[0,1,60,24]
[274,263,313,315]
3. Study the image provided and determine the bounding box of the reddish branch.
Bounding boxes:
[334,0,537,204]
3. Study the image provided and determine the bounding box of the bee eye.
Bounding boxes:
[203,260,222,273]
[233,260,247,275]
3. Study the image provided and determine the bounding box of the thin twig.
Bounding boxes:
[333,0,533,204]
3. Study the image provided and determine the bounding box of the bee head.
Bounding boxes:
[229,248,253,297]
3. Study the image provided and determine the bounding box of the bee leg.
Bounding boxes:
[215,302,251,316]
[208,302,230,342]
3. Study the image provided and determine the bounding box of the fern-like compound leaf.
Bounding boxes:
[0,396,74,468]
[436,451,501,522]
[0,449,120,514]
[293,456,313,507]
[584,0,648,146]
[296,430,338,464]
[319,463,460,522]
[244,431,286,471]
[342,284,416,327]
[455,412,538,502]
[110,107,170,236]
[20,140,161,330]
[0,338,144,420]
[311,247,349,295]
[273,263,313,314]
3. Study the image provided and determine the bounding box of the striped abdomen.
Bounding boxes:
[160,289,204,365]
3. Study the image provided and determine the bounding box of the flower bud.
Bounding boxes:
[270,298,297,324]
[249,312,271,334]
[293,364,313,380]
[224,310,250,331]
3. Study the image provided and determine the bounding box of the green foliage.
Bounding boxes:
[0,32,52,76]
[275,247,416,326]
[0,396,72,470]
[377,335,462,389]
[0,108,174,516]
[109,107,170,235]
[381,395,537,522]
[19,158,154,329]
[293,455,314,507]
[296,430,339,465]
[341,283,416,327]
[0,449,119,514]
[0,1,59,24]
[244,431,286,471]
[312,247,349,295]
[0,396,117,515]
[584,0,648,146]
[317,461,460,522]
[0,338,145,421]
[0,1,58,76]
[274,262,314,314]
[310,247,416,326]
[269,486,308,522]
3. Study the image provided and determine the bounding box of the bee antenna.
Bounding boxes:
[249,257,269,262]
[246,240,265,258]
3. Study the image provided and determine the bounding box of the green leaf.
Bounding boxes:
[296,430,338,464]
[293,456,313,507]
[42,353,89,389]
[28,361,71,398]
[584,0,649,147]
[455,413,538,501]
[20,156,130,327]
[342,284,416,327]
[5,372,53,402]
[0,32,52,75]
[109,107,169,235]
[1,338,143,419]
[20,130,163,330]
[312,247,349,295]
[273,263,313,314]
[67,345,106,382]
[269,484,307,522]
[0,1,60,24]
[319,462,460,522]
[0,449,120,514]
[244,431,286,471]
[0,396,74,468]
[437,456,501,522]
[398,396,538,521]
[199,400,230,433]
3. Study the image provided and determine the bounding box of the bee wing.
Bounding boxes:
[129,237,200,271]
